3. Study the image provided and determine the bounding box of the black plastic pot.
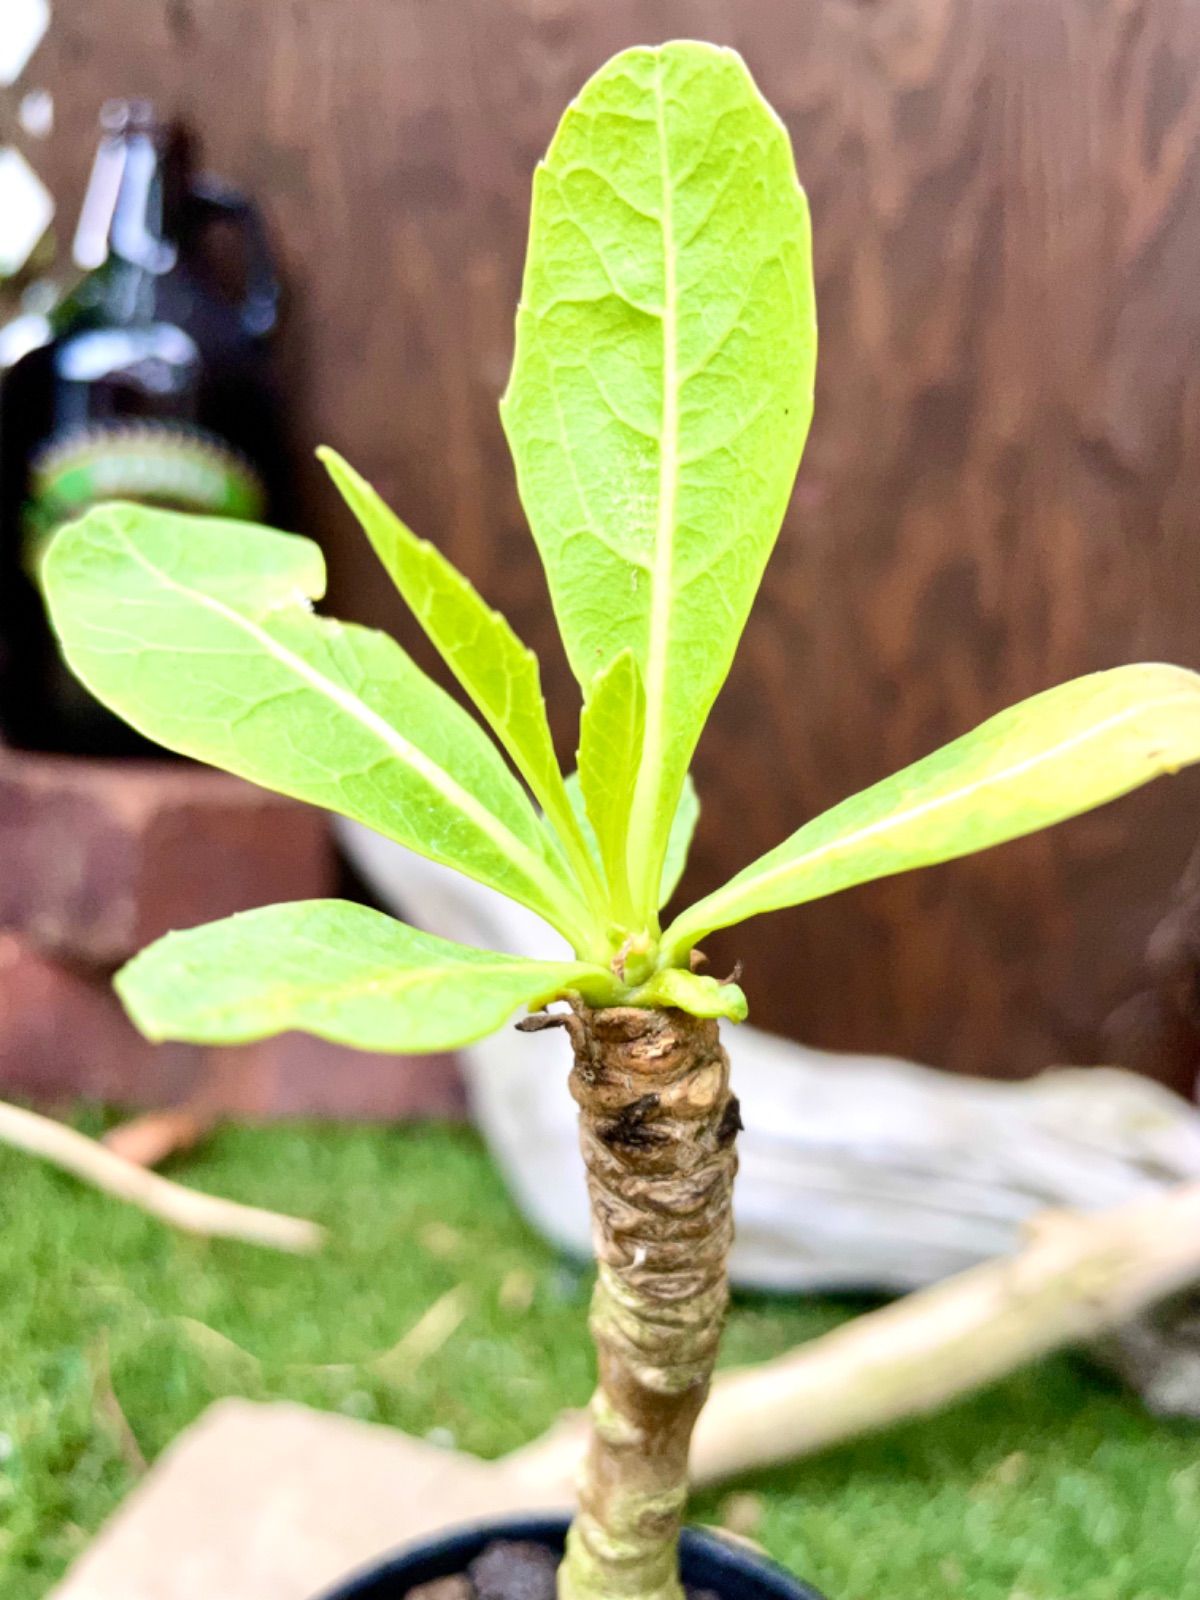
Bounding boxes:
[318,1514,828,1600]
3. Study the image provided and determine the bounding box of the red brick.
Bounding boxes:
[215,1034,466,1121]
[0,934,466,1121]
[0,749,334,964]
[0,933,203,1105]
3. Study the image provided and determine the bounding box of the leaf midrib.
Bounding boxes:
[137,950,583,1030]
[628,55,681,913]
[668,685,1198,949]
[112,530,583,932]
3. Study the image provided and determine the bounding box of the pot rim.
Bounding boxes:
[318,1511,828,1600]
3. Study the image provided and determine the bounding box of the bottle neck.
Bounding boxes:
[109,133,178,275]
[74,106,182,282]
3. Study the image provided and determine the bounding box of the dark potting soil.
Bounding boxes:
[405,1540,720,1600]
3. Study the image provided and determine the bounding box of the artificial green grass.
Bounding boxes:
[1,1117,1197,1600]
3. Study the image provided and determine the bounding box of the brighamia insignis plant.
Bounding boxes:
[42,39,1200,1600]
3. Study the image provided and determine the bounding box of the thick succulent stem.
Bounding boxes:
[558,1002,740,1600]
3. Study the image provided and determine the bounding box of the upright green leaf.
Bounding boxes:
[658,772,700,908]
[564,769,699,911]
[43,504,596,949]
[117,900,620,1052]
[502,41,816,921]
[663,665,1200,961]
[578,649,645,919]
[318,447,605,912]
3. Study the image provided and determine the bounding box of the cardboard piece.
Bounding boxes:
[50,1398,559,1600]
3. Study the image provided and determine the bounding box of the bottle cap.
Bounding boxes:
[98,99,158,137]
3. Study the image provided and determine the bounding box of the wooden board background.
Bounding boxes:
[19,0,1200,1087]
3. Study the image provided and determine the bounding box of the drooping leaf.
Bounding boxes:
[663,665,1200,960]
[43,503,595,948]
[117,900,620,1051]
[564,769,700,911]
[578,649,645,918]
[501,41,816,920]
[318,447,604,910]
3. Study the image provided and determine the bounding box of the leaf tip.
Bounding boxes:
[316,443,359,492]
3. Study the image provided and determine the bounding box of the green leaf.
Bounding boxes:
[564,769,699,912]
[318,447,605,913]
[117,900,620,1052]
[630,965,746,1022]
[659,771,700,908]
[578,649,645,918]
[664,665,1200,960]
[43,503,595,949]
[501,41,816,921]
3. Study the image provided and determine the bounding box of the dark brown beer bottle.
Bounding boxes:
[0,100,288,755]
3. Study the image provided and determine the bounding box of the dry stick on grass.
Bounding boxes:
[507,1180,1200,1495]
[306,1285,473,1384]
[90,1328,149,1475]
[0,1099,325,1253]
[102,1104,221,1168]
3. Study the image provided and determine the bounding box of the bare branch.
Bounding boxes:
[0,1099,324,1254]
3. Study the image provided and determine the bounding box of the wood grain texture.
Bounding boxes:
[21,0,1200,1086]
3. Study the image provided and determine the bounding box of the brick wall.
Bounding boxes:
[0,748,464,1119]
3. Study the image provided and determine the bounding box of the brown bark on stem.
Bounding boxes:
[556,1001,739,1600]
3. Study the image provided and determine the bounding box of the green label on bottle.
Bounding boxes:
[23,421,267,578]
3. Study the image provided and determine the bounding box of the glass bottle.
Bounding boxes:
[0,99,288,754]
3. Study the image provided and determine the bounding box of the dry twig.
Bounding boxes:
[0,1098,324,1253]
[102,1105,219,1167]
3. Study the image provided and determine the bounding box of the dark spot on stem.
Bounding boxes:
[717,1095,743,1146]
[598,1092,666,1149]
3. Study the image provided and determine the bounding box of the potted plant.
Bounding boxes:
[43,38,1200,1600]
